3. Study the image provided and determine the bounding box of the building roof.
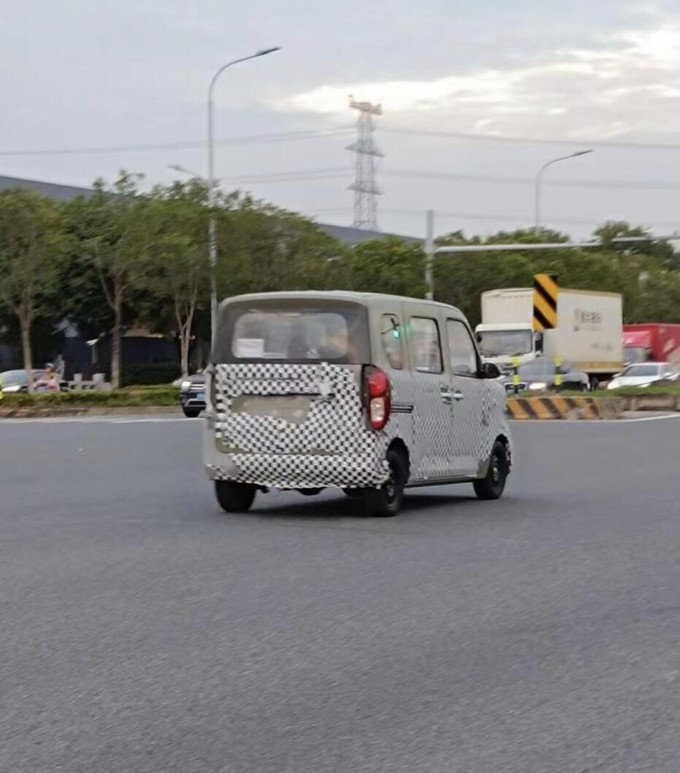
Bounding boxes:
[0,174,421,245]
[0,174,93,202]
[315,222,422,245]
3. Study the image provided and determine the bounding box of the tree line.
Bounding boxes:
[1,170,679,388]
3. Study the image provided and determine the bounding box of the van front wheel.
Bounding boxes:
[215,481,256,513]
[473,441,509,501]
[364,449,407,517]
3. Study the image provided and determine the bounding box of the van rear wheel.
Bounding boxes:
[364,449,407,517]
[215,481,256,513]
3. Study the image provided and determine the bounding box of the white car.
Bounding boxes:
[607,362,677,390]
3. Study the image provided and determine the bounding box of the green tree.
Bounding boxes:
[348,237,426,298]
[67,172,151,388]
[0,188,65,388]
[214,194,348,297]
[135,180,211,377]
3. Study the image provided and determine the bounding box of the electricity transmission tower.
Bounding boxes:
[346,97,383,230]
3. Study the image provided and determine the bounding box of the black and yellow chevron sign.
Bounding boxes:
[533,273,559,332]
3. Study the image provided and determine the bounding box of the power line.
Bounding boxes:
[309,206,680,229]
[4,123,680,159]
[223,165,680,192]
[381,125,680,151]
[382,169,680,191]
[226,168,350,184]
[0,127,354,158]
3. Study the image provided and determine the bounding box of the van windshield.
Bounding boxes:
[213,300,370,364]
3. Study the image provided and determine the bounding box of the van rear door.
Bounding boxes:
[210,299,371,457]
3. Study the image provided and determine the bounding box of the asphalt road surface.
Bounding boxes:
[2,416,680,773]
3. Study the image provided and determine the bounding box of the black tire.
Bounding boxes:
[473,440,509,501]
[364,449,408,517]
[182,407,201,418]
[215,481,256,513]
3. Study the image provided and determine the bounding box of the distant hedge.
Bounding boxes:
[0,386,178,408]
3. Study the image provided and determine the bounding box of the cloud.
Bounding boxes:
[276,14,680,139]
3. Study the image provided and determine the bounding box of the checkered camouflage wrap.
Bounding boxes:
[207,362,389,489]
[204,362,510,490]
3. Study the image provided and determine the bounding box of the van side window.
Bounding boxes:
[380,314,404,370]
[410,317,443,374]
[446,319,478,376]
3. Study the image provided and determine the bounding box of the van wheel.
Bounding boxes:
[215,481,256,513]
[473,441,509,501]
[364,449,407,517]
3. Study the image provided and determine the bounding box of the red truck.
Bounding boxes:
[623,323,680,367]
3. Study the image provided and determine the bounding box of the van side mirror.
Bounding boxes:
[535,332,544,354]
[480,362,501,379]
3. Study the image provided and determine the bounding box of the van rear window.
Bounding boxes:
[213,300,370,364]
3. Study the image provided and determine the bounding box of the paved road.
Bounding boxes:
[1,417,679,773]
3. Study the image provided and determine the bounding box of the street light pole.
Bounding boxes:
[207,47,281,346]
[534,150,592,232]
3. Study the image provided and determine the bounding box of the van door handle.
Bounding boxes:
[440,387,465,403]
[439,386,453,404]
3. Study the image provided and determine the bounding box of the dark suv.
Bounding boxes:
[179,372,206,417]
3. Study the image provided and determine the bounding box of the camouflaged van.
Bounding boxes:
[203,291,512,517]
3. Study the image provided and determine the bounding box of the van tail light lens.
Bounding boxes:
[363,366,391,431]
[209,367,217,408]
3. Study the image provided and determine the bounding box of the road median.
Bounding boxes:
[507,395,624,420]
[0,386,180,419]
[508,388,680,420]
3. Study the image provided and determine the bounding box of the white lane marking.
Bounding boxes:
[514,413,680,425]
[0,416,190,425]
[2,413,678,426]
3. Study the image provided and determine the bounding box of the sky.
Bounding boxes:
[3,0,680,239]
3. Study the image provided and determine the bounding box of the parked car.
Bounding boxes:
[499,360,589,394]
[179,372,206,417]
[0,369,68,394]
[606,362,678,390]
[203,290,512,517]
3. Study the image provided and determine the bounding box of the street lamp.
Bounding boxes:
[207,47,281,346]
[535,150,592,231]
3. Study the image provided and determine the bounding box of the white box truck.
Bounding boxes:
[475,287,624,385]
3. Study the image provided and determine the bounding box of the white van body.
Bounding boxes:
[203,291,512,515]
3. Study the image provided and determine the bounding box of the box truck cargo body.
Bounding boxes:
[623,324,680,367]
[476,287,623,382]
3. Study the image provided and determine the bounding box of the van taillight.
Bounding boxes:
[364,366,391,431]
[209,368,217,407]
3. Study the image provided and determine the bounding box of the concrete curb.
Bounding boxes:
[507,396,624,420]
[0,405,182,419]
[620,394,680,412]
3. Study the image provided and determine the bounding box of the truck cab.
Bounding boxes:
[475,322,541,373]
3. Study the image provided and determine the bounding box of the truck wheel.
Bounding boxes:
[215,481,256,513]
[364,449,407,517]
[182,407,201,418]
[473,440,509,501]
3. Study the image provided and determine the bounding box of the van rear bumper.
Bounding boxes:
[205,451,389,490]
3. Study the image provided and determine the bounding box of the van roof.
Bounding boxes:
[220,290,463,314]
